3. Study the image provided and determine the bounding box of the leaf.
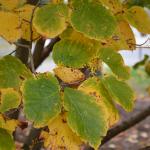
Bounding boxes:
[41,114,83,150]
[64,88,108,148]
[0,11,21,43]
[52,39,97,68]
[0,88,21,113]
[33,3,69,38]
[0,0,26,10]
[22,73,61,127]
[70,1,117,40]
[15,4,39,41]
[0,55,33,89]
[53,66,85,84]
[125,6,150,34]
[98,47,130,80]
[0,115,18,133]
[102,76,135,111]
[0,128,15,150]
[78,77,119,127]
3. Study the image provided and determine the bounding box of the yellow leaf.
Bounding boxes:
[53,66,85,84]
[0,0,26,10]
[0,11,21,43]
[125,6,150,34]
[0,115,18,133]
[41,114,83,150]
[15,4,40,41]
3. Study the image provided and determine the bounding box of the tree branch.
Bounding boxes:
[34,37,60,69]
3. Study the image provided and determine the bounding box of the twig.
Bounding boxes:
[29,0,41,73]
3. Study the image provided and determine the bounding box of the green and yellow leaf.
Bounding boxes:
[64,88,108,149]
[22,73,61,127]
[52,39,97,68]
[0,55,33,89]
[33,3,69,38]
[102,75,135,111]
[0,88,21,113]
[98,47,130,80]
[70,1,117,40]
[78,77,119,127]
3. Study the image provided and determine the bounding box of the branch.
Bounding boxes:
[34,37,60,69]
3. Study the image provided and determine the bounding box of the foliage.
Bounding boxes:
[0,0,149,149]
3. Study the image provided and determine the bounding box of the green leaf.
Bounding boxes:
[64,88,108,148]
[52,39,97,68]
[0,56,33,89]
[70,1,116,40]
[98,47,130,80]
[102,76,135,111]
[0,128,15,150]
[22,73,61,127]
[125,6,150,34]
[78,77,120,127]
[33,3,69,38]
[0,88,21,113]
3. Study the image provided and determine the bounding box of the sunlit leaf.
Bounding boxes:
[78,77,119,127]
[52,39,97,68]
[22,73,61,127]
[41,114,83,150]
[0,11,21,43]
[125,6,150,34]
[0,128,15,150]
[70,1,116,40]
[0,88,21,113]
[0,56,33,89]
[33,3,69,38]
[102,76,135,111]
[98,47,130,80]
[64,88,108,148]
[54,66,85,84]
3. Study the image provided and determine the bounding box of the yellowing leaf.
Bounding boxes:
[0,88,21,113]
[102,76,135,111]
[0,128,15,150]
[33,3,69,38]
[41,114,83,150]
[0,0,26,10]
[53,66,85,84]
[52,39,97,68]
[70,1,117,40]
[22,73,61,127]
[78,77,119,127]
[0,115,18,133]
[125,6,150,34]
[98,47,130,80]
[0,11,21,43]
[15,4,40,41]
[64,88,108,149]
[0,55,33,89]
